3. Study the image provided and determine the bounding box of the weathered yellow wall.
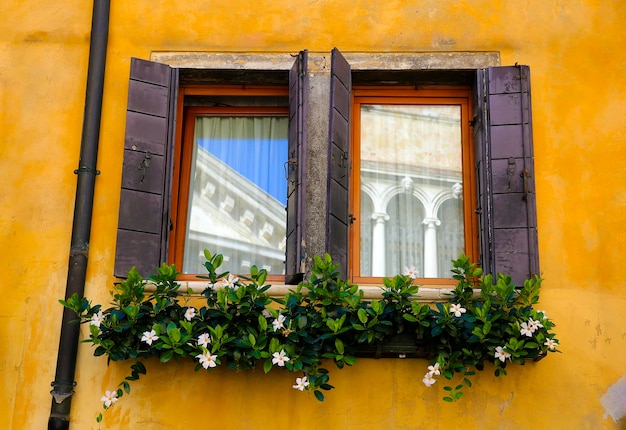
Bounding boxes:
[2,0,625,428]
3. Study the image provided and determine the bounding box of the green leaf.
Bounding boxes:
[357,308,368,324]
[134,361,147,375]
[263,358,273,374]
[343,355,357,366]
[297,315,308,329]
[483,321,492,335]
[166,324,181,343]
[314,390,325,402]
[402,313,418,322]
[257,270,267,286]
[371,300,382,314]
[160,350,174,363]
[335,338,345,355]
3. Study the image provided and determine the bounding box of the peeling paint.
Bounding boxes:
[601,375,626,423]
[500,392,514,415]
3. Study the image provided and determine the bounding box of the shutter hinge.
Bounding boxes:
[521,168,531,201]
[284,158,297,181]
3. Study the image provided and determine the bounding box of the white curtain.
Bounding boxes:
[183,115,288,275]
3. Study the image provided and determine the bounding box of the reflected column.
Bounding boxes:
[423,217,441,278]
[371,212,390,276]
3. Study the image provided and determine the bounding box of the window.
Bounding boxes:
[115,54,307,281]
[326,49,538,286]
[350,88,476,284]
[115,51,538,287]
[170,92,290,277]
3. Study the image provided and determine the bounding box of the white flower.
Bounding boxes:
[196,351,218,369]
[422,373,437,387]
[450,303,467,317]
[520,322,534,337]
[528,318,543,331]
[292,376,309,391]
[272,314,286,332]
[494,346,511,363]
[90,311,104,328]
[197,333,211,348]
[100,390,118,408]
[403,266,419,280]
[544,338,558,350]
[221,274,239,290]
[141,329,159,345]
[184,307,196,321]
[272,349,290,367]
[427,362,440,376]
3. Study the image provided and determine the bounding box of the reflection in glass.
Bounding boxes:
[359,104,464,278]
[184,116,288,275]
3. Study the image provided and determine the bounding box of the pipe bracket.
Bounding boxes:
[50,381,77,404]
[74,166,101,175]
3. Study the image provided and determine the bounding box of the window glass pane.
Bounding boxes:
[183,115,288,275]
[360,104,464,278]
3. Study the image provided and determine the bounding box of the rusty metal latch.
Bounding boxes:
[138,151,152,183]
[507,157,516,190]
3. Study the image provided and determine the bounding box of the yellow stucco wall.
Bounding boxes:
[1,0,625,428]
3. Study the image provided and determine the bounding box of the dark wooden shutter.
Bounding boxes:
[285,51,308,284]
[114,58,178,278]
[326,48,352,279]
[475,65,539,285]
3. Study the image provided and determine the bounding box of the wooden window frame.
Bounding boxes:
[170,85,289,281]
[349,86,477,286]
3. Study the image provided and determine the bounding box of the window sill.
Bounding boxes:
[143,281,480,302]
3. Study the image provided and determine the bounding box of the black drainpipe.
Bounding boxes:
[49,1,110,429]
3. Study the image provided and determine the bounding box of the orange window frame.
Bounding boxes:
[349,87,477,286]
[170,86,289,281]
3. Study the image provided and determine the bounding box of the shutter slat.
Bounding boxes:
[477,65,539,285]
[124,111,168,155]
[114,58,177,278]
[117,189,163,233]
[285,50,308,284]
[326,48,351,279]
[129,57,171,86]
[127,80,170,117]
[115,230,161,277]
